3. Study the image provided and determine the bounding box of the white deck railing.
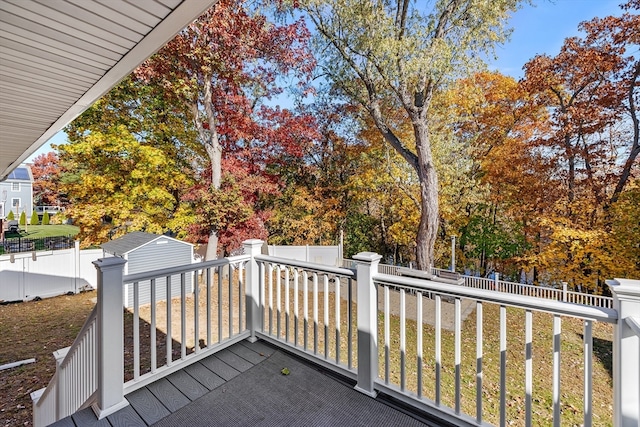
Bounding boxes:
[252,253,358,379]
[34,241,639,426]
[346,260,614,309]
[371,272,617,427]
[121,254,251,394]
[32,305,98,427]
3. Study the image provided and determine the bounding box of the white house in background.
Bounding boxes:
[101,231,195,308]
[0,164,33,220]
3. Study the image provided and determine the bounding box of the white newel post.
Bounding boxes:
[607,278,640,427]
[354,252,382,397]
[92,257,129,419]
[244,239,263,343]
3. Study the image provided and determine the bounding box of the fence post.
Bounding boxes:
[450,235,456,272]
[353,252,382,397]
[494,272,500,291]
[244,239,264,343]
[607,278,640,427]
[91,257,128,419]
[74,240,80,294]
[562,282,568,302]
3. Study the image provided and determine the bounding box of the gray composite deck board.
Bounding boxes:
[71,408,112,427]
[49,415,76,427]
[106,404,147,427]
[147,378,190,412]
[214,348,254,371]
[238,339,275,357]
[183,361,226,391]
[228,340,269,364]
[166,369,210,401]
[149,343,434,427]
[126,387,171,425]
[53,340,443,427]
[199,354,241,381]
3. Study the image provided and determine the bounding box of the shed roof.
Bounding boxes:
[101,231,192,256]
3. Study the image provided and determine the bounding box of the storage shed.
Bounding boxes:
[101,232,195,308]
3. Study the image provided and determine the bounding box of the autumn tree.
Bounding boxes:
[267,98,363,248]
[136,0,316,259]
[31,152,67,208]
[302,0,522,269]
[522,1,639,219]
[58,126,189,246]
[520,2,639,288]
[581,0,639,206]
[446,71,552,277]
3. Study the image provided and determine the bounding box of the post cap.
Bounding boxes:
[92,257,127,270]
[607,278,640,298]
[353,252,383,263]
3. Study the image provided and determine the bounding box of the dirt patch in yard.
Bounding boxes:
[0,291,96,427]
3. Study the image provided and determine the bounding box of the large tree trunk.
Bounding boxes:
[414,120,439,270]
[367,101,439,271]
[194,79,224,261]
[204,131,223,261]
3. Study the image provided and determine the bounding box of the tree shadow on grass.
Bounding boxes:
[578,333,612,379]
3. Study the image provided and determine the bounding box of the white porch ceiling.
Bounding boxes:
[0,0,216,180]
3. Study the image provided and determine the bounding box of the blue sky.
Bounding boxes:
[488,0,622,78]
[27,0,624,162]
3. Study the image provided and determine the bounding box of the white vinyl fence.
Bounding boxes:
[343,261,613,309]
[0,242,102,302]
[269,245,342,267]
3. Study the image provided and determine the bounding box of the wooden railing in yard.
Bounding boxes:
[33,240,639,426]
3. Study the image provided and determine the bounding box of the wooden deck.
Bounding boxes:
[49,340,448,427]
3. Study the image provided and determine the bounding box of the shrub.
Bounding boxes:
[30,209,39,225]
[42,211,50,225]
[19,210,26,226]
[7,210,14,220]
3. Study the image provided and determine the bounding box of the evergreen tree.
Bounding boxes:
[30,209,39,225]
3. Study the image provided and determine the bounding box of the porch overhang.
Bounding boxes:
[0,0,216,181]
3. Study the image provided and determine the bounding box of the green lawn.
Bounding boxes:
[4,224,79,239]
[2,224,80,254]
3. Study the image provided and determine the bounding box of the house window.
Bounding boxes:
[12,183,19,191]
[12,198,20,208]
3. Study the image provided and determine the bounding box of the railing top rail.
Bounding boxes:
[255,254,355,277]
[123,254,250,283]
[374,272,618,323]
